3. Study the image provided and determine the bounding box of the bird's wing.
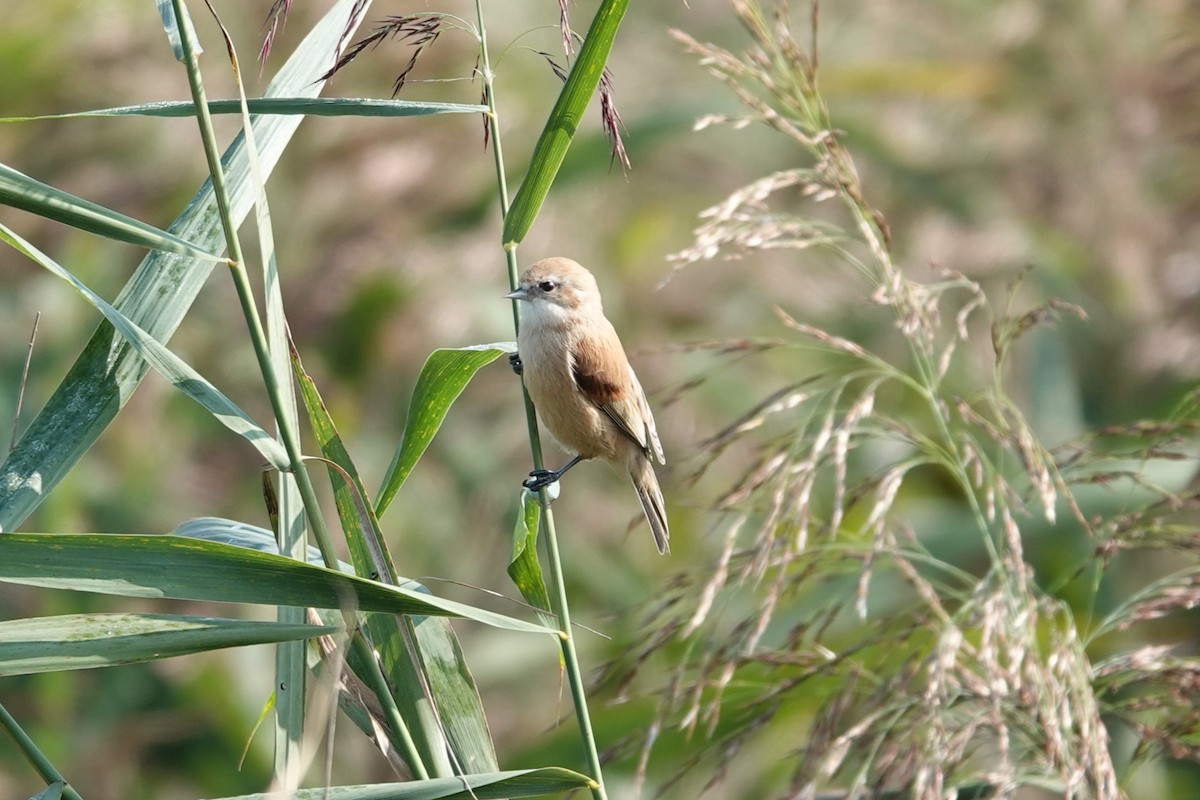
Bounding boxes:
[570,328,665,465]
[626,362,665,465]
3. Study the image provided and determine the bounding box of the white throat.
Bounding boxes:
[523,297,573,329]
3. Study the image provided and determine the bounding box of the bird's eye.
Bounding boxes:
[538,280,557,293]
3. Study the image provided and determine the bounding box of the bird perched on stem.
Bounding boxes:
[507,257,669,553]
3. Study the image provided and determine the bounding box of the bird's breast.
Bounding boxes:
[518,324,617,460]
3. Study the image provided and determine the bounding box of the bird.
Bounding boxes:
[506,257,669,553]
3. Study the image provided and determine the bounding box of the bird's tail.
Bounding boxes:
[630,456,669,554]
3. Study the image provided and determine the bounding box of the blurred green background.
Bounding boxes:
[1,1,1198,797]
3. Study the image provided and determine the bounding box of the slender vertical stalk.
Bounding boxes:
[0,702,85,800]
[537,500,608,800]
[169,0,324,560]
[169,0,429,780]
[475,4,608,798]
[7,312,38,453]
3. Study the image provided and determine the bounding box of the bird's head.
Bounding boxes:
[506,257,603,323]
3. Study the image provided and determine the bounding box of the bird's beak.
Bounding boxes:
[506,287,529,301]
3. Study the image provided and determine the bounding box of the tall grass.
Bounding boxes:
[0,1,633,797]
[603,2,1200,797]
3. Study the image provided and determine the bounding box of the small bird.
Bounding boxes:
[507,257,669,553]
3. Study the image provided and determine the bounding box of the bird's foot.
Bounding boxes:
[508,352,523,376]
[522,469,559,491]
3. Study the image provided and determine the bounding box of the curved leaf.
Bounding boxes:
[0,163,221,260]
[0,225,289,472]
[0,613,337,677]
[508,491,553,625]
[375,344,514,517]
[0,98,486,122]
[202,768,593,799]
[0,533,552,635]
[502,0,631,246]
[175,516,336,569]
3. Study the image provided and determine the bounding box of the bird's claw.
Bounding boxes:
[508,352,523,376]
[523,469,558,491]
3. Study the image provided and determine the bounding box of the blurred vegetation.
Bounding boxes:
[1,1,1199,798]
